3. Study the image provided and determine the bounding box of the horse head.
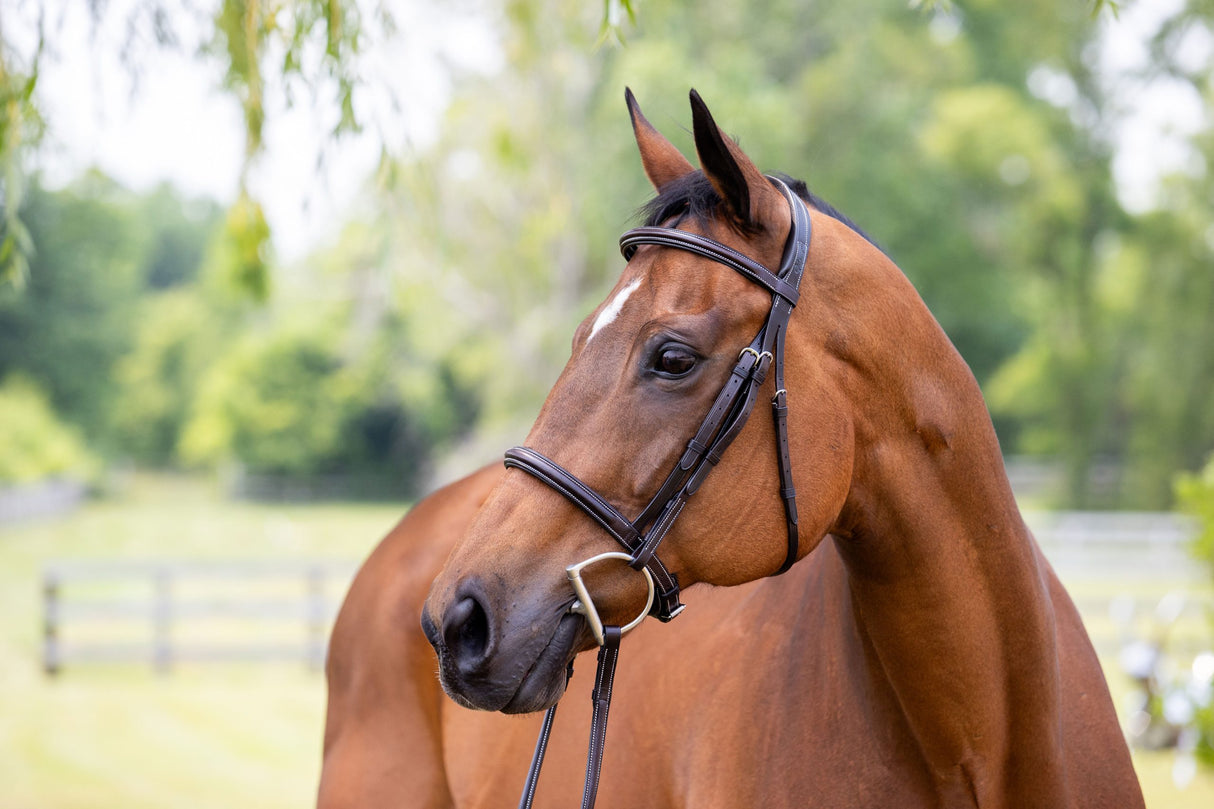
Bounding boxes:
[422,90,861,714]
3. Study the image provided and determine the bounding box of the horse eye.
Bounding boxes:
[653,345,697,378]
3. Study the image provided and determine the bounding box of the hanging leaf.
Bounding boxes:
[0,24,44,287]
[221,190,272,301]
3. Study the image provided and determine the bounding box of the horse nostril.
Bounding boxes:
[443,595,491,668]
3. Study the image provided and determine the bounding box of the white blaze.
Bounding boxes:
[587,277,642,344]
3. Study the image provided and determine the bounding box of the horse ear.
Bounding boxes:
[689,89,785,234]
[627,88,695,191]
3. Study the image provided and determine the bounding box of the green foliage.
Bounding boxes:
[0,375,96,484]
[1115,206,1214,506]
[1176,455,1214,765]
[220,191,272,301]
[214,0,269,159]
[138,185,222,290]
[1,1,381,300]
[0,164,481,497]
[178,316,475,495]
[180,326,354,475]
[212,0,365,157]
[0,175,221,454]
[599,0,639,45]
[382,0,1110,445]
[208,0,368,301]
[0,26,44,286]
[1177,454,1214,581]
[109,290,227,466]
[177,218,482,496]
[0,0,1211,510]
[0,175,144,439]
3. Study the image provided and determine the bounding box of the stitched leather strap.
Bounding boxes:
[517,699,562,809]
[768,179,810,573]
[620,228,800,306]
[504,447,641,550]
[580,626,621,809]
[513,630,621,809]
[505,447,685,622]
[629,342,768,569]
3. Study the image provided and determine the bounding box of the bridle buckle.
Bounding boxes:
[566,551,656,646]
[739,347,773,365]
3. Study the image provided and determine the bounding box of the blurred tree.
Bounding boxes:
[0,26,42,286]
[1112,156,1214,507]
[180,326,358,475]
[1178,455,1214,588]
[0,0,643,291]
[0,0,370,292]
[108,289,230,465]
[0,174,144,439]
[177,215,481,496]
[2,0,1207,508]
[0,174,221,449]
[984,0,1214,506]
[1176,453,1214,766]
[368,0,1116,463]
[358,0,1209,506]
[137,185,223,289]
[0,374,96,484]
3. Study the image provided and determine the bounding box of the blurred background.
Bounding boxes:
[1,0,1213,806]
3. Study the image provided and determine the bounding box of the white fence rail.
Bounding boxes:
[1028,511,1202,579]
[1,480,85,524]
[1029,511,1210,660]
[40,512,1211,674]
[42,559,358,675]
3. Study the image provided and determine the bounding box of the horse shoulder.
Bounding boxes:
[1039,551,1145,809]
[318,464,505,809]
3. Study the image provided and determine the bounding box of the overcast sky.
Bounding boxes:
[17,0,500,260]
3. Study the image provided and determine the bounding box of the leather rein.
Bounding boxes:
[505,178,812,809]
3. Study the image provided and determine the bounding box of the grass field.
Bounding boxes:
[1,475,1212,808]
[0,476,404,809]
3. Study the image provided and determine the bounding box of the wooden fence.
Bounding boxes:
[1027,511,1210,660]
[40,512,1211,674]
[1,479,85,524]
[41,559,357,675]
[1026,510,1202,580]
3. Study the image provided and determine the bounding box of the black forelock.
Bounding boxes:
[637,171,885,256]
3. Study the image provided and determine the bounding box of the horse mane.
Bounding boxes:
[637,171,885,255]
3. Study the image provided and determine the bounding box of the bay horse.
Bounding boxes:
[323,90,1144,808]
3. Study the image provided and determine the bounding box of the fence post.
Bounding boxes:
[306,566,326,672]
[153,566,174,674]
[43,569,60,677]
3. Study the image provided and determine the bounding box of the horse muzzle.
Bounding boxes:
[421,580,585,714]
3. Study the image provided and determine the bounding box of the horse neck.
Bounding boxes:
[800,224,1069,804]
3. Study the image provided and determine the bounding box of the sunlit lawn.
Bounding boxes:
[0,475,405,809]
[0,475,1212,808]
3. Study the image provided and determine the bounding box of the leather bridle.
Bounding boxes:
[505,178,812,809]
